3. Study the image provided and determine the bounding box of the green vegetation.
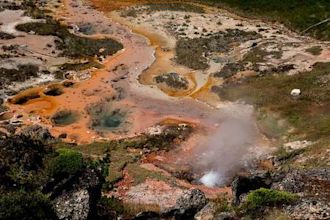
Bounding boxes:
[155,72,189,89]
[48,148,84,177]
[0,191,56,220]
[176,29,260,70]
[244,188,297,210]
[213,62,330,140]
[16,20,123,58]
[305,46,323,55]
[202,0,330,40]
[0,64,39,86]
[146,3,205,13]
[126,163,168,185]
[212,195,232,213]
[59,60,103,72]
[242,45,283,64]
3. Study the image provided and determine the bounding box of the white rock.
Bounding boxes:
[291,89,301,96]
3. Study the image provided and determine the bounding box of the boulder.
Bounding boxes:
[163,189,208,219]
[290,89,301,97]
[51,168,103,220]
[194,202,216,220]
[54,189,90,220]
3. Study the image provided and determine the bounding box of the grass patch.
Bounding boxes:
[212,195,232,213]
[175,29,260,70]
[59,60,103,72]
[244,188,297,210]
[47,148,84,177]
[213,62,330,140]
[16,20,123,58]
[126,163,168,185]
[0,191,56,220]
[146,3,205,13]
[201,0,330,40]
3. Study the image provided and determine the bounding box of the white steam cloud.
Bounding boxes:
[194,104,262,187]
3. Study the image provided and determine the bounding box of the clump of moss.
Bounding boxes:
[16,20,123,58]
[47,148,84,177]
[305,46,323,55]
[244,188,297,210]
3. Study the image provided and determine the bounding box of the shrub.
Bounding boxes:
[48,148,84,177]
[244,188,297,210]
[0,191,56,220]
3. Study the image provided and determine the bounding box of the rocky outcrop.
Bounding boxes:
[51,168,103,220]
[194,202,216,220]
[163,189,208,219]
[54,189,90,220]
[286,198,330,220]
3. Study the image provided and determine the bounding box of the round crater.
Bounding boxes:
[51,110,79,126]
[0,112,14,121]
[44,85,64,96]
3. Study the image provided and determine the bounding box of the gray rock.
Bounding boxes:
[163,189,208,219]
[194,202,216,220]
[286,198,330,220]
[54,189,90,220]
[176,188,208,212]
